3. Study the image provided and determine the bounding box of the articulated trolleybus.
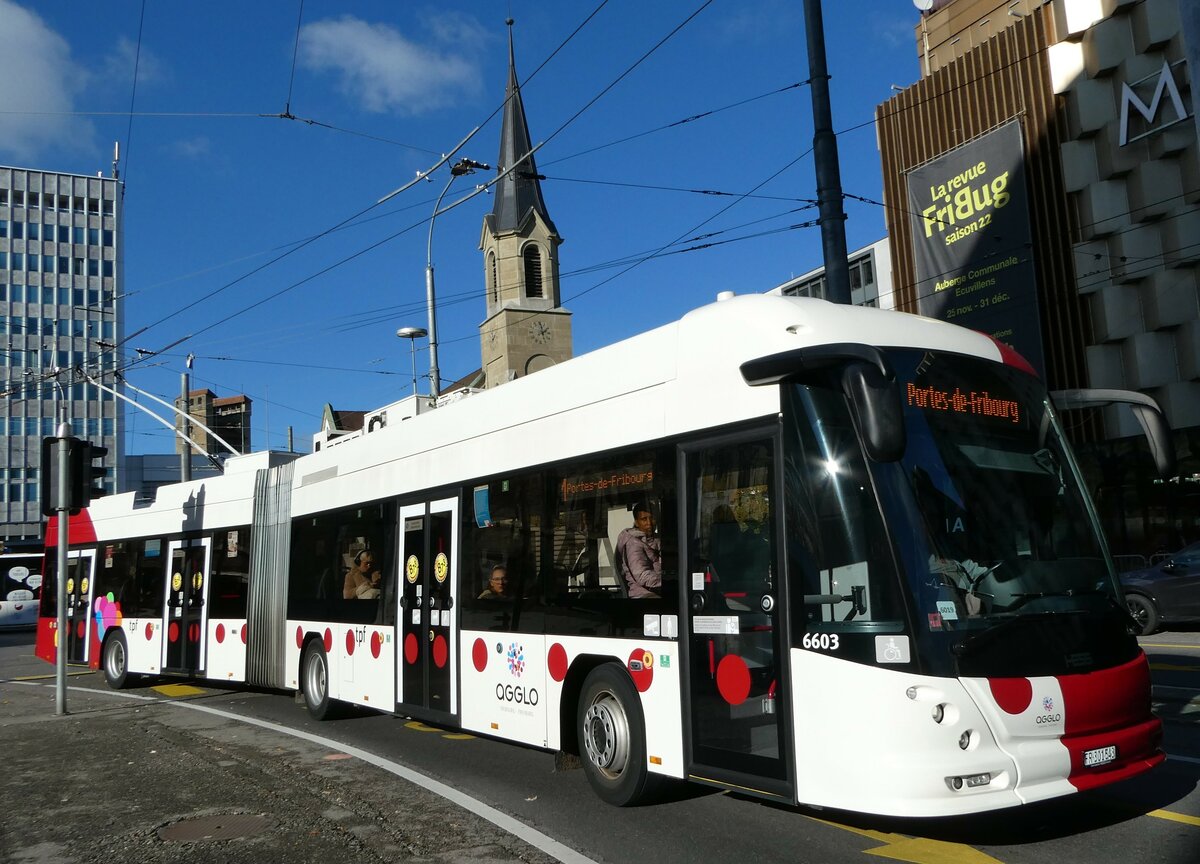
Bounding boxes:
[38,294,1172,817]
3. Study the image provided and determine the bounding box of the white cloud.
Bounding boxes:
[299,15,482,114]
[101,35,166,88]
[0,0,94,162]
[172,136,211,159]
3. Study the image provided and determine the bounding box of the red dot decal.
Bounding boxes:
[241,623,248,645]
[989,677,1034,715]
[404,632,419,665]
[433,634,448,668]
[188,623,200,643]
[345,629,355,656]
[76,621,85,639]
[472,638,488,672]
[323,628,332,653]
[295,625,304,650]
[371,631,383,659]
[215,623,226,644]
[627,647,654,692]
[145,621,154,641]
[168,621,180,643]
[548,643,568,682]
[716,654,751,706]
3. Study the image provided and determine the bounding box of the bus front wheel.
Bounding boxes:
[577,664,658,806]
[301,642,336,720]
[102,630,134,690]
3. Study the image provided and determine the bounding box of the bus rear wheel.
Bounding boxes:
[577,664,658,806]
[301,641,336,720]
[102,630,135,690]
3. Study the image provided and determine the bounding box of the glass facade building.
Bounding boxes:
[0,166,122,542]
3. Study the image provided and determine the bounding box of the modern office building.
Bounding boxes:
[0,165,123,542]
[875,0,1199,555]
[767,238,895,310]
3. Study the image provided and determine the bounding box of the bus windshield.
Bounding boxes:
[879,348,1135,676]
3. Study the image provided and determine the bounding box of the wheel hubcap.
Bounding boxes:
[583,692,629,779]
[306,653,326,705]
[106,640,125,679]
[1127,600,1147,627]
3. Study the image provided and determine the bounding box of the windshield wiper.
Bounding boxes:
[950,611,1066,658]
[1007,587,1107,611]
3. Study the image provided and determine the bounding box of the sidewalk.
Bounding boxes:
[0,663,557,864]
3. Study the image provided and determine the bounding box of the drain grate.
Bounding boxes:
[157,814,273,842]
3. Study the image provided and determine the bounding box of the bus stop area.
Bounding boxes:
[0,646,556,864]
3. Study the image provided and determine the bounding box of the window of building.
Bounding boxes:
[56,225,68,243]
[27,223,39,241]
[102,199,114,217]
[87,259,98,278]
[12,253,23,271]
[43,256,55,273]
[72,196,83,212]
[13,191,24,207]
[0,219,6,238]
[0,252,5,269]
[102,229,114,247]
[0,190,7,206]
[488,251,497,305]
[87,227,99,245]
[57,195,69,211]
[12,222,23,240]
[28,192,39,209]
[73,260,83,278]
[26,255,37,272]
[101,260,113,278]
[88,198,99,215]
[523,245,543,299]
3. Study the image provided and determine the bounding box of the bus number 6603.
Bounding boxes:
[802,633,840,651]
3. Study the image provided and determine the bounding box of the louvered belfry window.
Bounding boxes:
[523,245,543,299]
[488,251,498,305]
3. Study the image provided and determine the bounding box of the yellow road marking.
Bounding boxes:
[1149,663,1200,672]
[152,683,207,697]
[1141,643,1200,650]
[443,733,476,740]
[806,816,1004,863]
[404,720,442,733]
[1149,809,1200,827]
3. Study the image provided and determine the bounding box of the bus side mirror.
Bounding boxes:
[842,363,906,463]
[1050,389,1176,479]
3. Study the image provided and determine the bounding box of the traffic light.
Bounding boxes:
[40,436,65,517]
[70,439,109,509]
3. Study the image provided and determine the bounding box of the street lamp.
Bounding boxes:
[395,326,427,399]
[425,157,489,400]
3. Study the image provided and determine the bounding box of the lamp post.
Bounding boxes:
[396,326,427,400]
[425,157,489,400]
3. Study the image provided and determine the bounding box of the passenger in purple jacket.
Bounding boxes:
[617,504,662,598]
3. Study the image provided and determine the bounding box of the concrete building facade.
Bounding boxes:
[0,166,123,541]
[768,238,895,310]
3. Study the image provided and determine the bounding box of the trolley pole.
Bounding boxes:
[54,419,69,716]
[802,0,852,305]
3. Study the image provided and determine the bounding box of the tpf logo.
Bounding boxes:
[506,643,525,677]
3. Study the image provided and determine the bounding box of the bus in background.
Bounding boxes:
[1,551,44,629]
[35,294,1174,817]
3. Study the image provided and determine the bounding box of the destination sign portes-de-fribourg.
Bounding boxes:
[905,119,1046,378]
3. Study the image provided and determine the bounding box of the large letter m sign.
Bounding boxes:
[1119,60,1189,147]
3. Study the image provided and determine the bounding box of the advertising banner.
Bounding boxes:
[906,120,1045,376]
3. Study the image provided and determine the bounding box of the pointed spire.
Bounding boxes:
[491,19,555,234]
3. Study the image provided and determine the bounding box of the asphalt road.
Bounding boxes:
[2,626,1198,864]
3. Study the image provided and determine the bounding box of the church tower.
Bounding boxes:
[479,21,571,389]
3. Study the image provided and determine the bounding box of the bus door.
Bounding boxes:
[63,550,97,664]
[162,537,212,675]
[397,496,459,720]
[681,434,793,801]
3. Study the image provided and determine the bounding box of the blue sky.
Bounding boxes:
[0,0,923,455]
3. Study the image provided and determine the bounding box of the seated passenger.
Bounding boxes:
[478,564,513,600]
[617,503,662,598]
[343,550,382,599]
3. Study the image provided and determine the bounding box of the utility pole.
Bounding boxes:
[803,0,852,305]
[54,417,69,716]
